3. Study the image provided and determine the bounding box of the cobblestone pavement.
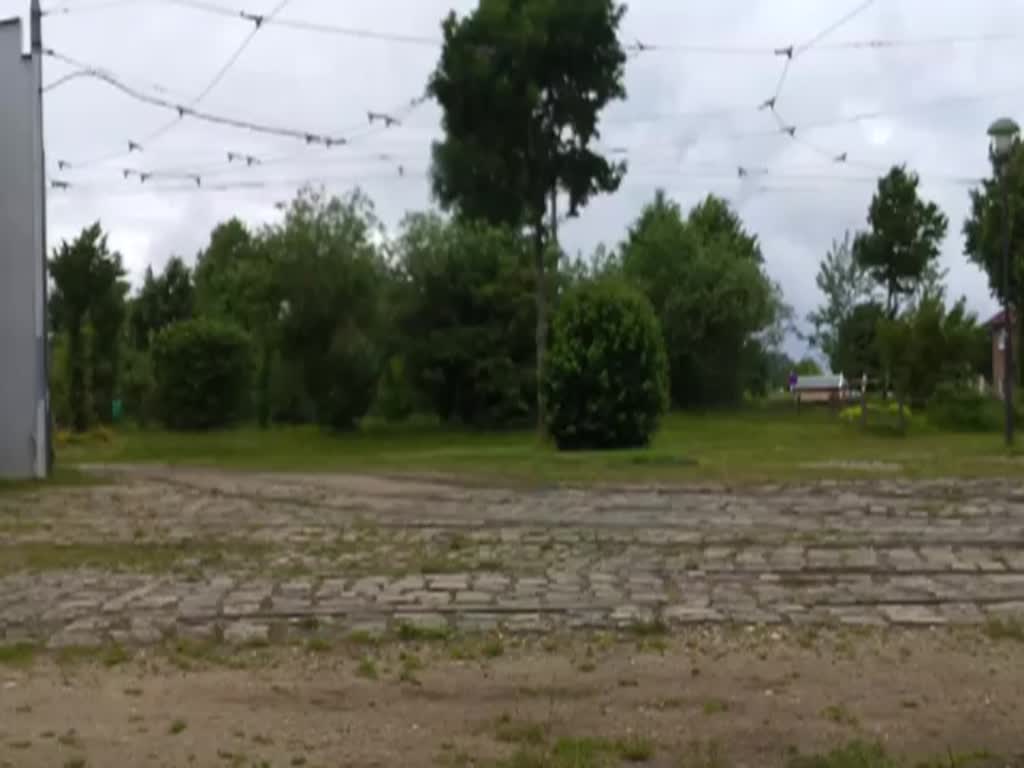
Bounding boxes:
[3,466,1024,648]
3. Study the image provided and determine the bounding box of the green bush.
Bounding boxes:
[543,279,669,450]
[394,214,537,428]
[927,382,1023,432]
[120,347,157,426]
[152,319,252,430]
[371,355,418,423]
[315,325,380,431]
[266,352,314,425]
[48,332,73,430]
[839,401,913,424]
[839,400,914,436]
[927,383,999,432]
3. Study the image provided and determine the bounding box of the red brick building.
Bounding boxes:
[988,309,1018,400]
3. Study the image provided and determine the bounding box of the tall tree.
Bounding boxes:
[853,165,948,318]
[687,194,763,263]
[964,139,1024,384]
[194,218,279,425]
[194,219,272,332]
[267,187,386,430]
[621,190,781,407]
[394,213,537,426]
[428,0,628,429]
[130,256,194,349]
[48,223,128,430]
[807,231,874,368]
[834,302,885,381]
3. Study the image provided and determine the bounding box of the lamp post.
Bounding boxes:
[988,117,1020,447]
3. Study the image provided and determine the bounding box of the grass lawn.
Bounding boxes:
[56,407,1024,485]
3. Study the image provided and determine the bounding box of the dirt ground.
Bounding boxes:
[5,468,1024,766]
[2,626,1023,768]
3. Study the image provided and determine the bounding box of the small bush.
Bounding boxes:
[48,333,73,430]
[927,384,998,432]
[267,353,314,425]
[839,401,913,436]
[927,383,1022,433]
[371,355,417,423]
[839,401,912,424]
[152,319,252,430]
[544,279,669,450]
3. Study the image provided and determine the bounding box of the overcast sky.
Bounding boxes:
[3,0,1023,360]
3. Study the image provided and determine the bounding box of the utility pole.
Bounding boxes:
[32,0,52,474]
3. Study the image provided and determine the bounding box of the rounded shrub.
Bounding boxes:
[927,383,1006,432]
[152,319,252,430]
[543,279,669,450]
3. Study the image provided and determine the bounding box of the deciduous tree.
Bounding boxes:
[194,218,279,425]
[963,139,1024,384]
[853,166,948,318]
[267,187,386,431]
[621,191,781,407]
[428,0,628,428]
[48,223,128,430]
[834,302,885,381]
[393,213,536,427]
[130,256,194,349]
[807,231,874,367]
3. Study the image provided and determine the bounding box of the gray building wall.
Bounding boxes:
[0,17,48,478]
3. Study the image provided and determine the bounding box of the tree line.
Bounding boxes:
[807,159,1021,411]
[46,163,1019,440]
[47,184,789,439]
[46,0,1022,444]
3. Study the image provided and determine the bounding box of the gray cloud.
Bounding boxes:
[6,0,1022,360]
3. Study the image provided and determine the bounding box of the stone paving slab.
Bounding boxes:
[2,467,1024,647]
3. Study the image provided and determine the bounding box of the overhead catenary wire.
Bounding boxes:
[43,53,191,98]
[614,84,1024,147]
[52,61,1015,191]
[765,0,877,112]
[45,50,351,149]
[59,0,291,169]
[90,0,447,46]
[49,158,986,199]
[607,81,1024,129]
[41,0,1017,169]
[42,0,1024,55]
[794,0,877,55]
[59,89,431,185]
[45,34,1012,198]
[39,0,1012,230]
[131,0,293,148]
[42,0,142,12]
[163,0,770,55]
[759,0,879,173]
[50,0,762,53]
